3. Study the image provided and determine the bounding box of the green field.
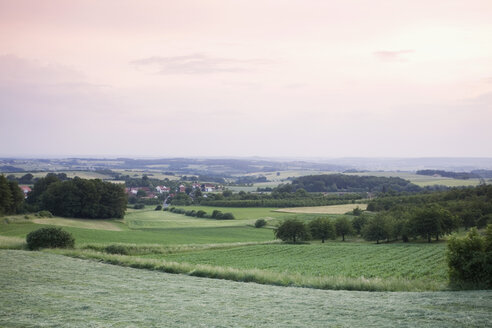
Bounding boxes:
[147,243,447,282]
[0,205,481,291]
[1,250,491,328]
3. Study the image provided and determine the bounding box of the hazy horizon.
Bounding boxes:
[1,1,491,158]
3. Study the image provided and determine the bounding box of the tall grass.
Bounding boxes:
[81,240,281,255]
[0,236,26,249]
[49,248,446,292]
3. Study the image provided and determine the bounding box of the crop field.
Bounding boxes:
[4,170,115,180]
[343,171,483,187]
[275,203,367,214]
[146,242,448,282]
[1,250,491,328]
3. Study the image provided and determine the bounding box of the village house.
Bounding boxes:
[155,186,170,193]
[19,185,31,198]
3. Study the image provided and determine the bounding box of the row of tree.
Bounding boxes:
[275,203,463,244]
[274,217,355,243]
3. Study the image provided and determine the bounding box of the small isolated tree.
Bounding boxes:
[308,218,335,243]
[335,217,354,241]
[447,225,492,288]
[275,219,310,243]
[255,218,267,228]
[26,227,75,250]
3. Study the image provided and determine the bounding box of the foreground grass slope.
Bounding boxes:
[1,250,491,328]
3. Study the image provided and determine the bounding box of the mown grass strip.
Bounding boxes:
[47,248,447,292]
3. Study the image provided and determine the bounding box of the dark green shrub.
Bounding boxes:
[196,210,207,218]
[133,204,145,209]
[155,205,162,211]
[211,210,223,219]
[169,207,175,212]
[220,212,235,220]
[36,210,53,218]
[163,207,169,211]
[26,227,75,250]
[105,244,130,255]
[447,225,492,288]
[255,218,267,228]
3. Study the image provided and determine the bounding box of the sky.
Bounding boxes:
[0,0,491,158]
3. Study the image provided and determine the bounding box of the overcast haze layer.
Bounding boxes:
[1,0,491,158]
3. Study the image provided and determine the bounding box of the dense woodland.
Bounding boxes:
[26,174,127,218]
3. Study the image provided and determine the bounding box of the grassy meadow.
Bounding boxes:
[1,250,491,328]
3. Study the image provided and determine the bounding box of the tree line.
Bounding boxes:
[367,185,492,230]
[290,174,422,193]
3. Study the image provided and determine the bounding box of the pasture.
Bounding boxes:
[1,250,491,328]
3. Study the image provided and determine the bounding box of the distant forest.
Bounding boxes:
[416,169,492,179]
[290,174,422,193]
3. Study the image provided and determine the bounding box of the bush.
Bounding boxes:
[105,244,130,255]
[26,227,75,250]
[196,210,207,218]
[155,205,162,211]
[220,212,235,220]
[133,204,145,209]
[211,210,223,219]
[446,225,492,288]
[36,210,53,218]
[255,218,267,228]
[163,207,169,211]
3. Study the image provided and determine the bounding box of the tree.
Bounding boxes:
[410,205,457,242]
[275,219,310,243]
[352,214,368,235]
[26,173,60,208]
[335,217,354,241]
[308,218,335,243]
[352,206,363,216]
[8,180,25,214]
[362,214,394,244]
[136,189,147,197]
[0,175,12,215]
